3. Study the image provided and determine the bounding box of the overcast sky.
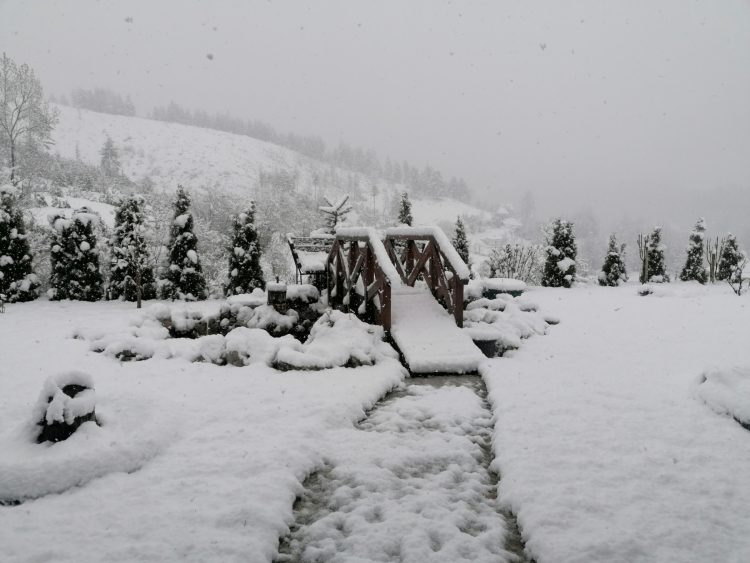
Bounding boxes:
[1,0,749,214]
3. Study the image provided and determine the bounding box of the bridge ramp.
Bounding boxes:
[390,287,484,374]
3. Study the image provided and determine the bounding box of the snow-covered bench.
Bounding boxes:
[287,234,334,286]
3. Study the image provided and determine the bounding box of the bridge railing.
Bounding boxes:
[326,228,402,331]
[384,226,470,327]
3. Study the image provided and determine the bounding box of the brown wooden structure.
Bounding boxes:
[326,230,394,330]
[326,227,470,331]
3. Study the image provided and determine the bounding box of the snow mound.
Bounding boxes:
[0,382,177,503]
[463,295,549,354]
[696,366,750,427]
[276,310,398,370]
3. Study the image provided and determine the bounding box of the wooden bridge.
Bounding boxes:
[325,227,484,374]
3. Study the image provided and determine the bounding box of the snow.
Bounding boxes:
[409,196,492,225]
[0,299,404,562]
[297,250,327,273]
[696,365,750,426]
[385,226,471,281]
[186,249,198,264]
[556,256,575,273]
[466,278,527,300]
[480,283,750,562]
[390,287,484,374]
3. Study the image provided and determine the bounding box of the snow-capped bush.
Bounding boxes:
[275,310,398,370]
[680,218,708,284]
[34,372,98,443]
[542,218,577,288]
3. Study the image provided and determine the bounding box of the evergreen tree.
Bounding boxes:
[452,216,470,266]
[717,233,744,281]
[542,218,577,288]
[49,208,103,301]
[598,234,626,286]
[161,186,207,301]
[643,227,669,282]
[225,202,265,295]
[397,192,413,226]
[109,195,156,304]
[99,135,120,177]
[679,218,708,284]
[0,183,40,302]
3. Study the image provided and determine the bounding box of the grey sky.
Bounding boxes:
[1,0,749,214]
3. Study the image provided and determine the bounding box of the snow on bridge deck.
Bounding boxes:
[390,286,484,374]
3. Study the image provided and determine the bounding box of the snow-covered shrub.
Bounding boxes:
[679,218,708,284]
[640,226,670,283]
[224,327,300,366]
[225,201,265,296]
[717,233,744,282]
[463,295,550,357]
[542,218,577,288]
[48,207,104,301]
[0,184,40,302]
[34,372,98,443]
[274,310,398,370]
[466,278,527,301]
[598,234,627,287]
[485,241,543,284]
[109,195,157,302]
[160,186,207,301]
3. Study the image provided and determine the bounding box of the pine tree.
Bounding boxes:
[225,202,265,296]
[452,216,470,266]
[100,135,120,177]
[642,227,669,282]
[598,234,626,286]
[679,218,708,284]
[397,192,413,226]
[161,186,207,301]
[717,233,744,282]
[0,183,40,302]
[49,208,103,301]
[542,218,577,288]
[109,195,156,305]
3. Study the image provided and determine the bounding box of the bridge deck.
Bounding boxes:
[390,287,484,374]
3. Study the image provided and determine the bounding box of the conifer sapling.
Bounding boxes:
[542,218,577,288]
[226,202,265,295]
[109,195,156,305]
[679,218,708,284]
[161,186,207,301]
[0,183,40,302]
[398,192,413,226]
[598,234,626,286]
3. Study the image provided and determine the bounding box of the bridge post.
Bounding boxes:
[453,276,464,328]
[381,282,391,332]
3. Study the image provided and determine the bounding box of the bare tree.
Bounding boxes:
[727,257,749,297]
[0,53,58,184]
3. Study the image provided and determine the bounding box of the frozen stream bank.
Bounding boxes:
[276,375,531,563]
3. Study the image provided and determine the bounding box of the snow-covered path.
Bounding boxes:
[482,284,750,563]
[278,376,522,563]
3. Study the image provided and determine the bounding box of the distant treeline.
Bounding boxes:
[149,101,471,200]
[52,88,137,117]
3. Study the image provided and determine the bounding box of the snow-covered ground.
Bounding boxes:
[4,282,747,562]
[0,300,404,562]
[483,282,750,563]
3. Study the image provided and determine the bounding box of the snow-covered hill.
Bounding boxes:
[52,104,318,197]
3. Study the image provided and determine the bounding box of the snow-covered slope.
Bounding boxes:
[52,105,323,197]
